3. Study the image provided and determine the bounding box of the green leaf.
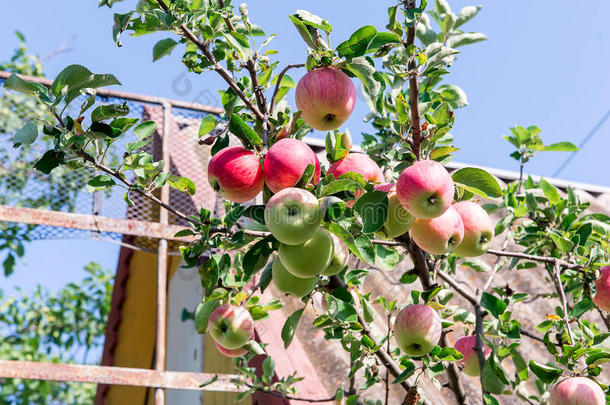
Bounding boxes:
[461,258,491,272]
[288,14,318,49]
[133,121,157,139]
[366,31,401,54]
[13,122,38,147]
[452,167,502,199]
[392,361,416,383]
[281,308,304,349]
[436,84,468,108]
[336,25,377,59]
[539,179,561,205]
[262,357,275,380]
[481,292,507,319]
[86,175,116,192]
[153,38,179,61]
[430,146,458,160]
[222,32,252,60]
[3,253,15,277]
[511,350,529,382]
[344,57,384,101]
[543,142,578,152]
[51,65,92,96]
[91,103,129,122]
[321,179,364,197]
[4,73,47,96]
[528,360,562,384]
[198,115,218,137]
[168,175,196,195]
[447,32,487,48]
[455,5,482,28]
[586,352,610,367]
[34,150,65,174]
[194,300,220,333]
[229,113,263,148]
[353,190,388,233]
[293,9,332,33]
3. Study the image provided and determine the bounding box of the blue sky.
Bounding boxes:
[1,0,610,294]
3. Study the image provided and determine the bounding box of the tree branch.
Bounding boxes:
[154,0,265,121]
[405,0,423,160]
[487,249,583,270]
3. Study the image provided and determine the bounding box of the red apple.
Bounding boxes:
[550,377,605,405]
[295,67,356,131]
[453,201,494,257]
[272,257,318,298]
[393,304,442,356]
[263,138,321,193]
[593,266,610,312]
[264,187,321,245]
[327,153,384,183]
[453,335,491,377]
[278,228,335,278]
[396,160,455,219]
[207,146,263,202]
[215,341,248,358]
[208,304,254,350]
[374,183,415,239]
[321,233,350,276]
[410,205,464,255]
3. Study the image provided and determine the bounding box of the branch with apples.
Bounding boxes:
[5,0,610,404]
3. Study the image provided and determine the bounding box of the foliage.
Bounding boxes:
[3,0,609,404]
[0,262,113,404]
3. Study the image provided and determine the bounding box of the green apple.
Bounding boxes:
[272,257,318,297]
[321,233,350,276]
[208,304,254,350]
[264,187,321,245]
[374,183,415,239]
[278,228,334,278]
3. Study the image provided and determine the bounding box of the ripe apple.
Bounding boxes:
[295,67,356,131]
[327,153,384,183]
[410,205,464,255]
[264,187,321,245]
[453,335,491,377]
[207,146,263,202]
[215,341,247,358]
[272,257,318,298]
[393,304,442,356]
[263,138,321,193]
[452,201,495,257]
[374,183,415,239]
[321,233,350,276]
[396,160,455,219]
[550,377,605,405]
[593,266,610,312]
[278,228,334,278]
[208,304,254,350]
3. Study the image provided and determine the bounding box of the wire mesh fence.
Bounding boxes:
[0,75,220,254]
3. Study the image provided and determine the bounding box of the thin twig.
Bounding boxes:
[269,63,305,113]
[554,261,574,344]
[487,249,582,270]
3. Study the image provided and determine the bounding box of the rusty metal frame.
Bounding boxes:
[0,72,248,403]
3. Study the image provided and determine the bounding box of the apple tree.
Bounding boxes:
[4,0,610,404]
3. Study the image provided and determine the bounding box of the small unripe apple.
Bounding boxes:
[393,304,442,357]
[207,146,263,202]
[263,138,321,193]
[374,183,415,240]
[550,377,605,405]
[321,233,350,276]
[410,205,464,255]
[278,228,334,278]
[272,257,318,298]
[453,201,494,257]
[215,341,248,358]
[396,160,454,219]
[264,188,321,245]
[295,67,356,131]
[453,335,491,377]
[327,153,384,183]
[593,266,610,312]
[208,304,254,350]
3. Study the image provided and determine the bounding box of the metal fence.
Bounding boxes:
[0,70,243,404]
